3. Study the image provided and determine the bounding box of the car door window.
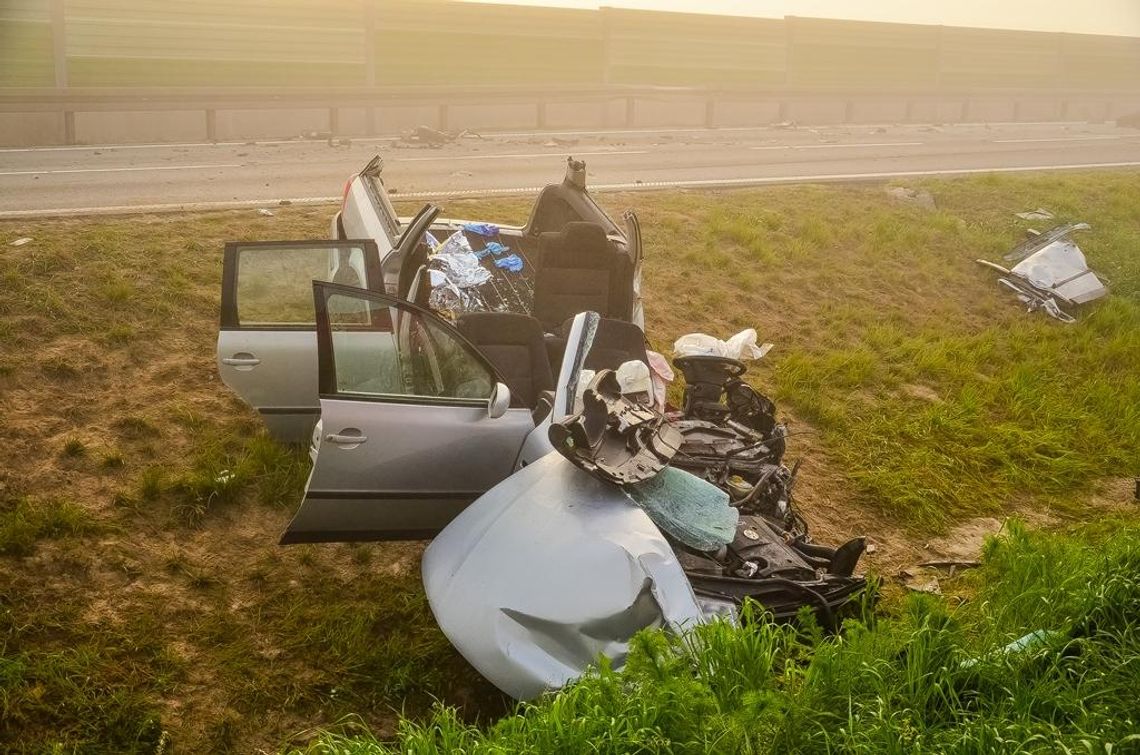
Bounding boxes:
[217,240,381,444]
[320,285,496,405]
[222,240,380,329]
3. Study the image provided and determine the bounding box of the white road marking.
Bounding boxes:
[0,139,399,153]
[393,149,648,163]
[0,163,240,176]
[751,141,924,151]
[992,136,1125,144]
[5,160,1139,219]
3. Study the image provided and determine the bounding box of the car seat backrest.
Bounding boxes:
[533,222,633,330]
[455,312,554,410]
[581,318,649,371]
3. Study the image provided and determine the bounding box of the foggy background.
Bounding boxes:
[1,0,1138,148]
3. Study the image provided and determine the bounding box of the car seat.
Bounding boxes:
[545,317,649,379]
[532,222,633,330]
[455,312,554,410]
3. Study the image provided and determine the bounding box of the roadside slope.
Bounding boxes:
[1,173,1138,751]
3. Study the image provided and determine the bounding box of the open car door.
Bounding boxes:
[282,281,536,543]
[218,240,382,443]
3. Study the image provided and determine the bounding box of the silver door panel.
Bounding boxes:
[285,399,534,542]
[217,329,319,443]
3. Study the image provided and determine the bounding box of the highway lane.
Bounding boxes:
[1,121,1139,217]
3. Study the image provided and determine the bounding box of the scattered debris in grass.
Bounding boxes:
[1015,207,1055,221]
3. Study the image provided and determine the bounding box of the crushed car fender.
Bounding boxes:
[422,452,703,700]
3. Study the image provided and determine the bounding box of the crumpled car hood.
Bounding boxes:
[422,452,704,700]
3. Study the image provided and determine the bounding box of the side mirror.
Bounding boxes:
[488,382,511,419]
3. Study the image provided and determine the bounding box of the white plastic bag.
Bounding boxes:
[673,328,772,361]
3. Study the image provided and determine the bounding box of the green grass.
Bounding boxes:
[638,173,1140,529]
[289,519,1140,754]
[0,497,98,557]
[1,173,1138,750]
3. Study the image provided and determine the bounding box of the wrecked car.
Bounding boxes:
[218,156,643,443]
[425,323,866,699]
[215,160,867,699]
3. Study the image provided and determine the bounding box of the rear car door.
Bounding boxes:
[282,281,536,543]
[218,240,381,444]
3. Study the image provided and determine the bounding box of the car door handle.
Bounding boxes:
[326,433,368,445]
[222,356,261,367]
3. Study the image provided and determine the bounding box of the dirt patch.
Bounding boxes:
[901,383,941,404]
[921,516,1003,562]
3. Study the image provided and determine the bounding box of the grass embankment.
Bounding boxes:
[1,171,1138,751]
[295,520,1140,753]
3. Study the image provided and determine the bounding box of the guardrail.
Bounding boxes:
[2,85,1137,146]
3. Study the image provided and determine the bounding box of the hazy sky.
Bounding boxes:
[464,0,1140,36]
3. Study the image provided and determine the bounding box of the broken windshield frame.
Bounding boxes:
[360,157,402,247]
[560,312,600,416]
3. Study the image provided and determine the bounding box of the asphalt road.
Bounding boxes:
[2,121,1139,218]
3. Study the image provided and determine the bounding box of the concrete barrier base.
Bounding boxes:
[2,92,1137,147]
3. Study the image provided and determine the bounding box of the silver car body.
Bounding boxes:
[220,158,644,448]
[422,451,704,700]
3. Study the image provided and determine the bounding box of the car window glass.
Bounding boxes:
[237,246,368,326]
[326,293,494,401]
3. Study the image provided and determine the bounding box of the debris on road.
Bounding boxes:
[400,125,483,148]
[9,237,33,246]
[1015,207,1055,221]
[977,223,1106,323]
[1117,111,1140,129]
[257,208,274,216]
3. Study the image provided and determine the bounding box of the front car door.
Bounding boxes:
[282,281,536,543]
[217,239,381,444]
